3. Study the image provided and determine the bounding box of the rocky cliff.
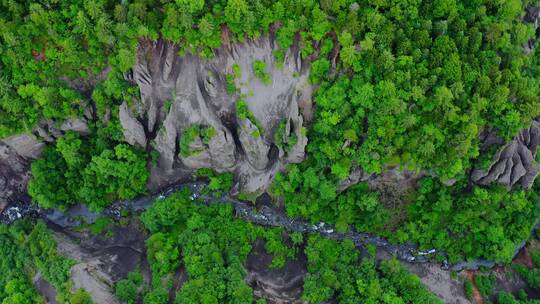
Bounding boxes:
[0,134,43,211]
[121,35,312,193]
[472,120,540,189]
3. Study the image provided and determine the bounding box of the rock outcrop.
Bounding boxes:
[0,134,44,212]
[53,221,148,304]
[524,6,540,54]
[0,119,91,213]
[245,239,307,304]
[472,120,540,189]
[34,118,90,143]
[119,102,147,148]
[122,35,312,193]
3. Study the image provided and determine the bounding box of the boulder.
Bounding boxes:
[61,118,90,136]
[119,102,147,148]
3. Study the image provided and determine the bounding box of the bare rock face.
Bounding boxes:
[53,222,147,304]
[61,118,91,136]
[245,239,307,304]
[524,6,539,31]
[55,230,120,304]
[524,6,540,54]
[123,35,312,193]
[237,118,271,170]
[0,134,44,212]
[472,120,540,189]
[119,102,147,148]
[1,124,91,213]
[33,118,90,143]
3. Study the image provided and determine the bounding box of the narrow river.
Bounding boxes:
[1,181,537,272]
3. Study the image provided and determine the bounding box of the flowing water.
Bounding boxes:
[1,182,537,272]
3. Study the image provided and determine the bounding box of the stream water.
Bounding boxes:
[1,181,537,272]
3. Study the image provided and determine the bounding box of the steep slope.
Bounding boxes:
[121,35,312,193]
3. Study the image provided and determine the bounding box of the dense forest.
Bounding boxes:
[0,0,539,303]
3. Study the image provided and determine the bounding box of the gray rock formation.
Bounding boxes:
[524,6,540,54]
[0,134,43,211]
[33,118,90,143]
[122,35,312,193]
[246,239,307,304]
[472,120,540,188]
[119,102,147,148]
[53,221,147,304]
[55,231,120,304]
[61,118,90,136]
[0,120,92,213]
[336,167,372,192]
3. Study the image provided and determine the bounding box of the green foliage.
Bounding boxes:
[69,289,93,304]
[164,100,173,113]
[532,250,540,268]
[179,125,217,157]
[474,274,497,297]
[88,217,113,236]
[252,60,272,85]
[302,235,442,303]
[513,253,540,289]
[116,271,144,304]
[261,0,540,264]
[146,232,180,281]
[143,288,168,304]
[141,189,257,304]
[274,120,298,153]
[1,2,540,303]
[201,126,216,145]
[208,172,234,195]
[397,178,539,263]
[498,291,540,304]
[140,188,306,303]
[236,98,263,133]
[262,228,296,268]
[1,278,41,304]
[180,125,202,157]
[140,187,193,234]
[0,0,147,137]
[25,223,73,292]
[0,224,41,303]
[29,131,148,211]
[0,221,76,303]
[273,167,387,234]
[464,280,473,300]
[226,64,241,94]
[309,59,330,84]
[194,169,235,196]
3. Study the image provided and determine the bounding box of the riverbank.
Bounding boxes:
[2,181,538,273]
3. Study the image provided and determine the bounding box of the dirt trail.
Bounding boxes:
[465,271,484,304]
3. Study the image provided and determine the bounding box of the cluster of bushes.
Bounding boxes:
[303,235,442,303]
[271,172,387,234]
[269,0,540,263]
[138,187,298,303]
[131,187,442,303]
[0,0,145,137]
[513,248,540,289]
[396,178,539,263]
[0,221,90,304]
[179,125,217,157]
[29,130,148,212]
